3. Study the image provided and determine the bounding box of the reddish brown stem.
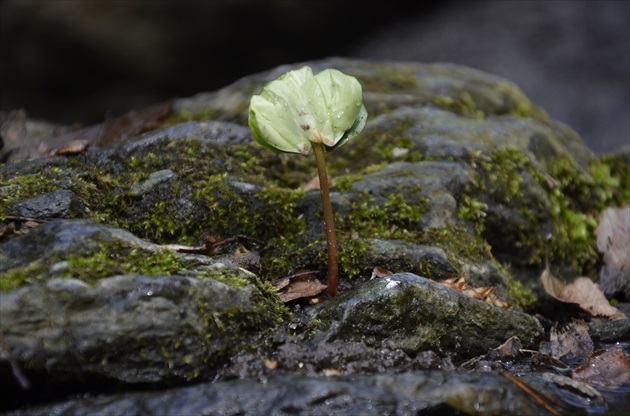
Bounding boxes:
[312,143,339,297]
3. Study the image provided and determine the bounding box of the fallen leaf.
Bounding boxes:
[273,270,327,302]
[540,266,566,300]
[49,139,90,156]
[370,266,393,279]
[462,336,524,370]
[38,100,174,157]
[438,273,511,309]
[323,368,342,376]
[560,277,627,320]
[547,320,593,366]
[541,373,602,401]
[303,176,320,192]
[539,255,625,320]
[572,349,630,389]
[263,359,278,370]
[526,350,570,372]
[491,336,523,358]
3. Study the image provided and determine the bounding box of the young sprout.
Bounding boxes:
[248,66,368,296]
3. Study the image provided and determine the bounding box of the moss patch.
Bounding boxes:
[0,241,182,291]
[433,93,485,120]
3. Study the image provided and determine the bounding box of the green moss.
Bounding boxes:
[539,155,627,275]
[354,64,419,93]
[456,145,628,278]
[457,194,489,236]
[331,115,419,173]
[0,261,48,291]
[192,272,289,374]
[599,152,630,203]
[194,269,252,287]
[432,93,485,120]
[192,173,305,242]
[0,163,106,219]
[337,237,368,279]
[470,147,529,202]
[0,240,185,290]
[495,80,551,125]
[63,245,183,284]
[166,108,221,124]
[339,190,428,242]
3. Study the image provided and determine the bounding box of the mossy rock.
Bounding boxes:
[3,59,628,306]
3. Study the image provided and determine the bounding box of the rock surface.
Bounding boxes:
[2,371,609,416]
[1,58,628,413]
[310,273,543,359]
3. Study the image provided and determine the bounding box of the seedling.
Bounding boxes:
[248,66,368,296]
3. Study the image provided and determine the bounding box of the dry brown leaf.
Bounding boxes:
[572,349,630,389]
[49,139,90,156]
[547,320,593,365]
[560,277,627,320]
[527,351,570,370]
[273,270,327,302]
[541,373,602,400]
[303,176,320,192]
[38,100,173,156]
[438,273,511,309]
[370,266,393,279]
[322,368,342,376]
[263,359,278,370]
[540,267,566,300]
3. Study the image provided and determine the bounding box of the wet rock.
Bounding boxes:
[218,340,454,380]
[1,58,628,413]
[351,160,473,230]
[589,318,630,342]
[0,219,285,407]
[0,272,280,383]
[364,239,459,281]
[0,219,159,272]
[309,273,543,360]
[129,169,178,196]
[4,371,607,416]
[7,189,86,219]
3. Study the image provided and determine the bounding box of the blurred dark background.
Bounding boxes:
[1,0,628,153]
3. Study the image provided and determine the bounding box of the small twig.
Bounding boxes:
[3,215,49,224]
[500,371,563,416]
